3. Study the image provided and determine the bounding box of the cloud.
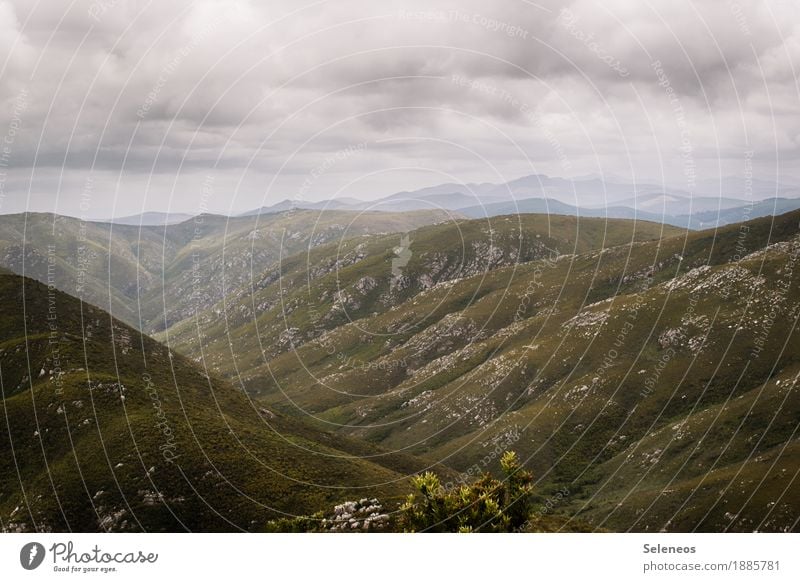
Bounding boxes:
[0,0,798,218]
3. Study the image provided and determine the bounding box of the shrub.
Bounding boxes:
[398,451,533,532]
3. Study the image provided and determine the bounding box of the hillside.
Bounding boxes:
[161,210,800,532]
[0,209,451,335]
[4,207,798,532]
[0,270,442,532]
[158,214,680,383]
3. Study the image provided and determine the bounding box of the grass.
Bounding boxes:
[157,210,800,531]
[0,271,444,532]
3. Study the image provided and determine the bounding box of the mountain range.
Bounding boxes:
[155,208,800,532]
[75,174,800,233]
[240,173,800,230]
[1,202,798,532]
[96,212,197,227]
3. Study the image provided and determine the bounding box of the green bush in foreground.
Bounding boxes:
[398,451,533,532]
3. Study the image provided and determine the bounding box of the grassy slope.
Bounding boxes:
[0,210,452,336]
[163,210,800,532]
[0,271,448,532]
[159,214,680,386]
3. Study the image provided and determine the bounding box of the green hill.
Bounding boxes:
[0,209,452,336]
[4,207,798,532]
[160,210,800,532]
[159,214,680,385]
[0,270,445,532]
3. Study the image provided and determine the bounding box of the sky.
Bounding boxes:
[0,0,798,219]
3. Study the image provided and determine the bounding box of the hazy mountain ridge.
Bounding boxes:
[239,173,800,229]
[97,212,197,226]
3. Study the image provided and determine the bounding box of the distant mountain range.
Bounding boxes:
[239,173,800,229]
[74,174,800,230]
[97,211,196,226]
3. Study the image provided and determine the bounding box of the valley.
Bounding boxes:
[1,207,798,532]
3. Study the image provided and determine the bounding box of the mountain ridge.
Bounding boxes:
[157,208,800,531]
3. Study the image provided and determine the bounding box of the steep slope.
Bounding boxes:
[159,214,680,385]
[165,210,799,532]
[0,270,438,532]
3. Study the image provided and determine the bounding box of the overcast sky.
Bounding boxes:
[0,0,798,218]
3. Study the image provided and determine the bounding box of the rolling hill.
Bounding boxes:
[3,204,798,532]
[0,209,452,335]
[159,209,800,532]
[158,214,681,385]
[0,269,442,532]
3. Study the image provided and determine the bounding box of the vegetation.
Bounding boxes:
[0,270,432,532]
[0,209,450,334]
[158,210,800,532]
[398,451,533,532]
[2,207,799,532]
[265,451,592,532]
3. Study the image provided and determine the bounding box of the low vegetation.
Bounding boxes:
[2,207,799,532]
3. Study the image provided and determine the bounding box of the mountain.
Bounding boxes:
[3,205,798,532]
[0,209,452,335]
[160,209,800,532]
[158,214,681,385]
[384,181,499,201]
[356,174,666,211]
[695,177,800,199]
[458,198,672,224]
[485,174,648,206]
[99,212,196,226]
[0,269,441,532]
[239,198,364,216]
[680,198,800,229]
[459,198,619,219]
[371,174,682,209]
[366,192,505,212]
[458,195,800,231]
[239,189,503,215]
[368,182,505,212]
[235,173,800,229]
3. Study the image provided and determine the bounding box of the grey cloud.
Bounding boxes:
[0,0,798,218]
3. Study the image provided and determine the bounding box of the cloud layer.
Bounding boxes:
[0,0,798,217]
